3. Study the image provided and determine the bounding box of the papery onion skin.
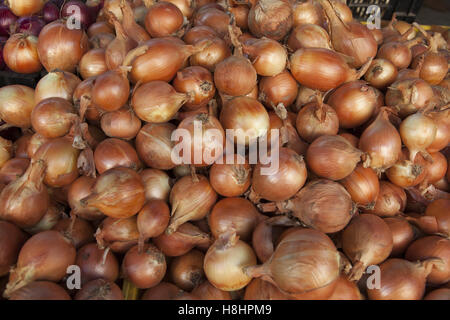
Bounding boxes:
[9,281,71,300]
[426,152,447,184]
[170,249,205,291]
[424,288,450,300]
[94,138,142,174]
[194,7,230,38]
[74,279,123,300]
[258,70,298,109]
[140,169,172,202]
[173,66,215,110]
[306,135,362,180]
[426,110,450,153]
[386,148,428,188]
[92,69,130,112]
[37,21,90,73]
[405,236,450,285]
[76,243,119,285]
[189,37,231,72]
[364,59,398,89]
[287,24,331,51]
[13,133,32,159]
[342,214,393,281]
[145,1,184,38]
[95,216,139,253]
[122,244,166,289]
[3,33,41,73]
[192,280,232,300]
[384,217,415,257]
[328,275,363,300]
[204,231,256,291]
[79,48,108,79]
[423,199,450,238]
[0,221,27,277]
[242,37,287,77]
[35,71,81,104]
[292,0,323,27]
[340,164,379,207]
[142,282,183,300]
[400,113,437,162]
[137,199,170,250]
[209,154,251,197]
[68,176,104,221]
[100,106,141,140]
[248,0,293,41]
[0,157,29,185]
[0,137,12,169]
[365,181,406,217]
[244,278,291,300]
[0,84,35,128]
[214,55,257,97]
[52,217,95,249]
[136,123,176,170]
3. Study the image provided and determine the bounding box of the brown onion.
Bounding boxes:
[95,216,139,253]
[100,105,141,140]
[0,221,27,277]
[242,37,287,76]
[131,80,189,123]
[154,222,212,257]
[0,160,49,228]
[306,135,362,180]
[80,167,145,219]
[366,181,407,217]
[3,33,41,73]
[328,275,363,300]
[189,37,231,72]
[120,0,150,43]
[166,0,193,18]
[52,217,95,249]
[35,71,81,104]
[258,70,298,109]
[405,236,450,285]
[290,48,372,91]
[170,249,204,291]
[204,231,256,291]
[327,80,380,128]
[386,148,428,188]
[136,123,176,170]
[287,24,331,51]
[400,113,437,162]
[427,110,450,153]
[140,169,172,202]
[75,279,123,300]
[367,258,442,300]
[13,133,32,159]
[339,132,359,147]
[0,137,12,169]
[90,33,115,49]
[68,176,103,221]
[244,278,290,300]
[292,0,323,27]
[92,68,130,112]
[137,199,170,251]
[173,66,215,110]
[94,138,142,174]
[7,0,45,16]
[426,152,447,184]
[105,17,137,70]
[248,0,292,41]
[194,7,230,38]
[209,154,251,197]
[142,282,183,300]
[168,174,217,234]
[4,231,76,297]
[364,59,398,89]
[192,280,232,300]
[0,85,35,128]
[386,79,434,118]
[122,244,166,289]
[145,1,184,37]
[359,108,402,173]
[246,227,339,299]
[377,38,420,70]
[384,217,415,257]
[229,4,248,30]
[424,288,450,300]
[0,157,29,185]
[78,48,108,80]
[342,214,393,281]
[37,21,89,72]
[76,243,119,285]
[9,281,70,300]
[341,164,380,208]
[24,201,63,235]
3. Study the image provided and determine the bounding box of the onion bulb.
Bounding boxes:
[137,199,170,252]
[365,181,406,217]
[0,221,27,277]
[384,217,415,257]
[170,249,205,291]
[209,154,251,197]
[3,33,41,73]
[0,84,35,128]
[400,112,437,162]
[35,71,81,104]
[100,105,141,140]
[140,169,172,202]
[287,24,332,51]
[364,59,398,89]
[242,37,287,76]
[386,148,428,188]
[248,0,292,41]
[340,164,380,208]
[258,70,298,109]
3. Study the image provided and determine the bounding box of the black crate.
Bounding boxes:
[0,69,48,88]
[348,0,424,23]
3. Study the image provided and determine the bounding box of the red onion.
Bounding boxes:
[15,15,44,36]
[0,6,17,36]
[62,0,93,28]
[42,1,59,23]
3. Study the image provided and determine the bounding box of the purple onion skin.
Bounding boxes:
[15,16,45,36]
[0,6,18,37]
[0,43,5,70]
[61,1,93,29]
[41,1,60,23]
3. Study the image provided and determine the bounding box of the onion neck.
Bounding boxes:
[26,159,47,189]
[415,258,445,278]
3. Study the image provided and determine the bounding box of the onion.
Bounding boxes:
[78,48,107,80]
[209,197,263,242]
[0,6,17,36]
[242,37,287,76]
[13,133,32,158]
[250,147,306,202]
[92,68,130,112]
[0,221,27,277]
[328,275,362,300]
[295,94,339,143]
[209,154,251,197]
[183,25,217,43]
[31,97,78,139]
[170,249,204,291]
[100,105,141,140]
[4,230,76,297]
[327,80,380,128]
[258,70,298,109]
[75,279,123,300]
[204,231,256,291]
[416,199,450,238]
[371,28,383,45]
[405,236,450,285]
[386,79,434,118]
[37,21,89,73]
[426,152,447,184]
[386,148,428,188]
[122,244,166,289]
[88,22,114,38]
[192,280,232,300]
[342,214,393,281]
[367,258,443,300]
[287,24,331,51]
[341,164,379,208]
[319,0,376,68]
[33,138,80,187]
[3,33,41,73]
[81,167,145,219]
[0,157,29,185]
[246,227,339,299]
[154,222,212,257]
[61,0,93,28]
[137,199,170,251]
[145,1,184,37]
[220,96,269,146]
[173,66,215,110]
[76,243,119,285]
[292,0,323,27]
[248,0,292,41]
[141,282,184,300]
[174,113,225,167]
[189,36,230,72]
[244,278,290,300]
[359,108,402,173]
[0,159,49,228]
[0,136,12,168]
[119,0,150,43]
[93,138,142,174]
[35,71,81,104]
[95,216,139,253]
[306,135,362,180]
[131,80,189,123]
[384,217,415,257]
[166,0,193,18]
[0,84,34,128]
[427,110,450,153]
[365,181,406,217]
[15,15,45,36]
[364,59,398,89]
[400,113,437,162]
[68,176,104,221]
[6,0,45,16]
[52,217,95,249]
[168,174,217,234]
[135,123,176,170]
[228,4,248,30]
[290,48,372,91]
[194,7,230,38]
[125,38,208,84]
[377,38,420,70]
[339,132,359,147]
[424,288,450,300]
[105,17,137,71]
[9,281,70,300]
[42,1,59,23]
[140,169,171,202]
